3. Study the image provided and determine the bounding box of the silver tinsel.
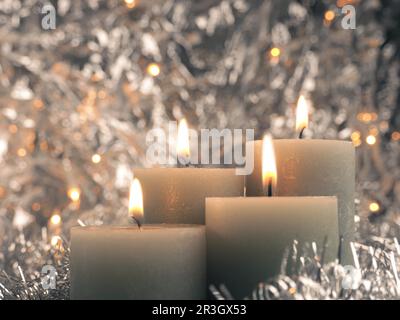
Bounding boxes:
[0,0,399,299]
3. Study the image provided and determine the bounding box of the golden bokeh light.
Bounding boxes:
[366,135,376,145]
[124,0,139,9]
[270,47,281,57]
[146,63,161,77]
[324,10,336,22]
[50,213,62,226]
[391,131,400,141]
[369,202,380,213]
[17,148,27,157]
[68,187,81,202]
[92,153,102,164]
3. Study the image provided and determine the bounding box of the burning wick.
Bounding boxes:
[262,134,277,197]
[296,95,309,139]
[266,179,273,197]
[298,127,306,139]
[177,118,191,167]
[129,178,144,230]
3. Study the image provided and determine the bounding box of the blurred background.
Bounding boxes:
[0,0,399,298]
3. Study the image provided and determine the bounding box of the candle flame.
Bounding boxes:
[296,95,309,133]
[262,134,277,194]
[177,118,190,161]
[129,178,144,221]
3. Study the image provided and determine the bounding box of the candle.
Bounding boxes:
[245,97,355,264]
[70,179,206,300]
[206,136,339,298]
[206,197,339,298]
[134,119,244,224]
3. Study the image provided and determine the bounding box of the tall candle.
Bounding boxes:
[135,168,244,224]
[245,98,355,264]
[206,196,339,299]
[70,179,206,300]
[135,119,244,224]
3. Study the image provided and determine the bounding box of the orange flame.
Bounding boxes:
[296,95,309,133]
[129,178,144,221]
[262,134,277,194]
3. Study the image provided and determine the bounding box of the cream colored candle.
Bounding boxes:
[206,196,339,298]
[70,225,206,300]
[134,118,244,224]
[135,168,244,224]
[245,139,355,264]
[246,96,354,263]
[70,179,206,300]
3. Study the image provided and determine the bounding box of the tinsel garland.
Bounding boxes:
[0,217,399,300]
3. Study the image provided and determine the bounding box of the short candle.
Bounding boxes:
[70,179,206,300]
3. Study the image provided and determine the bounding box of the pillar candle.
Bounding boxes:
[70,224,206,300]
[206,196,339,299]
[134,168,244,224]
[245,139,355,264]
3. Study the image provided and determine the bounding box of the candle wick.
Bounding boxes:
[131,216,142,230]
[177,156,191,168]
[266,180,273,197]
[298,127,305,139]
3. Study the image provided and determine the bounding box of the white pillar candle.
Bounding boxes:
[206,196,339,298]
[70,224,206,300]
[245,139,355,264]
[134,168,244,224]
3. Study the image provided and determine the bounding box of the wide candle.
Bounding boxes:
[70,179,206,300]
[135,119,244,224]
[245,96,355,264]
[206,135,339,298]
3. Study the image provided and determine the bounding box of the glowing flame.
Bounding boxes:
[262,134,277,194]
[296,95,309,133]
[129,178,144,221]
[177,118,190,161]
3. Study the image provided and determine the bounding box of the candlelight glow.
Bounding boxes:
[296,95,309,133]
[177,118,190,161]
[262,134,277,194]
[129,178,144,220]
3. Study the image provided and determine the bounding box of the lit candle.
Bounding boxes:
[70,178,206,300]
[245,96,355,264]
[134,118,244,224]
[206,135,339,298]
